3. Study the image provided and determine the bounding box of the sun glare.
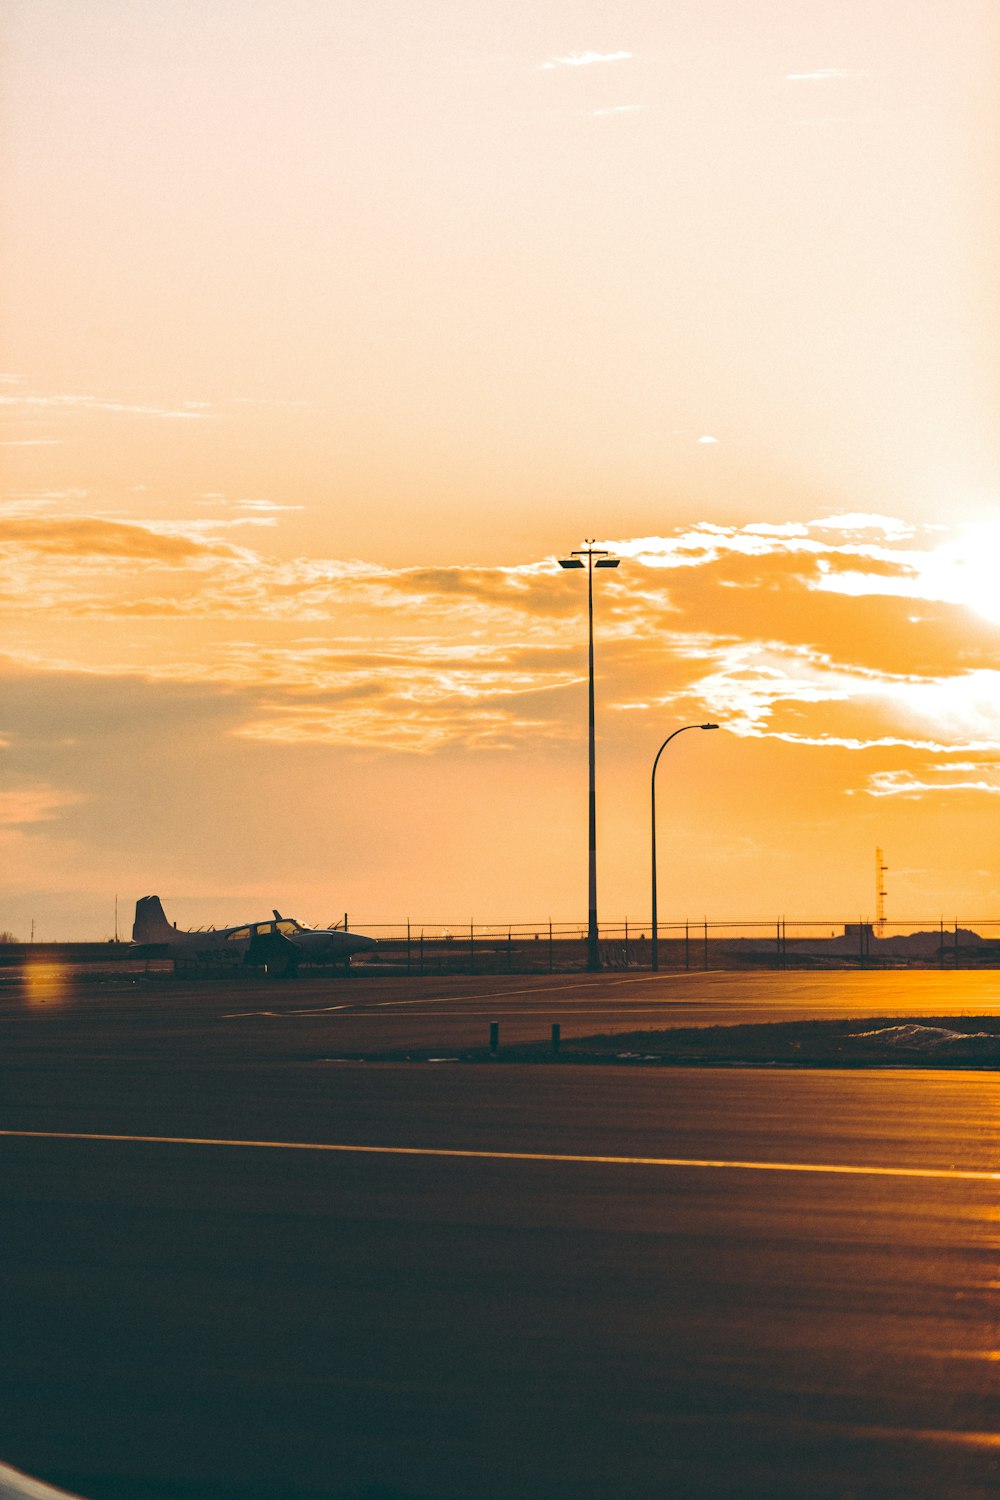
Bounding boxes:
[921,523,1000,626]
[22,962,71,1007]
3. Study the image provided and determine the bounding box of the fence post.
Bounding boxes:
[406,919,411,975]
[549,917,553,973]
[551,1022,561,1056]
[508,926,513,973]
[703,919,708,971]
[420,931,424,976]
[470,920,475,976]
[685,920,690,970]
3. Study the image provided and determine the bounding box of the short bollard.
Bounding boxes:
[551,1022,561,1056]
[489,1022,499,1055]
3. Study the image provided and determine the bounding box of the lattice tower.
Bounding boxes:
[875,847,888,937]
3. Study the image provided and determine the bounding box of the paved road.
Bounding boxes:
[5,967,1000,1063]
[2,972,999,1497]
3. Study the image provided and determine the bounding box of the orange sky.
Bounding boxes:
[3,2,1000,938]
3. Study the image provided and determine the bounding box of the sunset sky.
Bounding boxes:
[3,1,1000,938]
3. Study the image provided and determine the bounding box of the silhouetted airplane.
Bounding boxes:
[131,895,375,975]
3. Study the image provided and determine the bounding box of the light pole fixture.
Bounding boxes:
[559,540,621,972]
[651,723,719,971]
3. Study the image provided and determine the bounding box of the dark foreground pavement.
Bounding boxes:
[2,972,999,1498]
[2,1046,999,1500]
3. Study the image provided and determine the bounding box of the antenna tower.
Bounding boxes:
[875,847,888,937]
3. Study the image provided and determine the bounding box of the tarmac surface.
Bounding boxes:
[6,964,1000,1061]
[1,968,999,1498]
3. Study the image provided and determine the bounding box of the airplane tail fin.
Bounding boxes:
[132,895,176,943]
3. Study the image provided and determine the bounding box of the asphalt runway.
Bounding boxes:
[5,966,1000,1063]
[1,970,999,1498]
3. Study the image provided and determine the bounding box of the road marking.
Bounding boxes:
[360,972,726,1009]
[221,1005,353,1017]
[219,972,723,1019]
[220,972,729,1020]
[220,1008,711,1020]
[1,1129,997,1182]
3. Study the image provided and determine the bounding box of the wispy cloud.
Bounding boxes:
[865,767,1000,798]
[814,514,913,536]
[0,391,212,420]
[0,785,88,826]
[1,490,90,514]
[590,104,642,118]
[5,514,1000,775]
[683,639,1000,754]
[157,516,280,533]
[229,396,310,409]
[542,50,632,70]
[235,499,306,513]
[0,517,238,562]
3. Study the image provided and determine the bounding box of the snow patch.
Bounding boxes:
[849,1024,999,1052]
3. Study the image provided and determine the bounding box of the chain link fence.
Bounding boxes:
[347,917,1000,974]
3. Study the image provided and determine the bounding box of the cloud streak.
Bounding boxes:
[4,514,1000,780]
[0,517,236,562]
[0,391,212,420]
[542,50,632,70]
[0,785,88,825]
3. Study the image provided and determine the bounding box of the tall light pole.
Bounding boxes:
[559,541,621,973]
[651,723,719,971]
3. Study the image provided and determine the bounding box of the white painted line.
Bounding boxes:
[221,1005,353,1017]
[219,972,731,1020]
[360,971,727,1010]
[221,1008,711,1020]
[0,1129,997,1182]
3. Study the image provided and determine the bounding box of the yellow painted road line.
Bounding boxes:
[1,1129,997,1182]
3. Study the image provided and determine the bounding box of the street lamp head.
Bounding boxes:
[558,557,585,569]
[701,723,720,730]
[594,558,620,568]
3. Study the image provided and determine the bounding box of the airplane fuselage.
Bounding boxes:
[131,896,375,973]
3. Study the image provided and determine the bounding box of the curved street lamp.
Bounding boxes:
[651,723,719,971]
[559,541,621,972]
